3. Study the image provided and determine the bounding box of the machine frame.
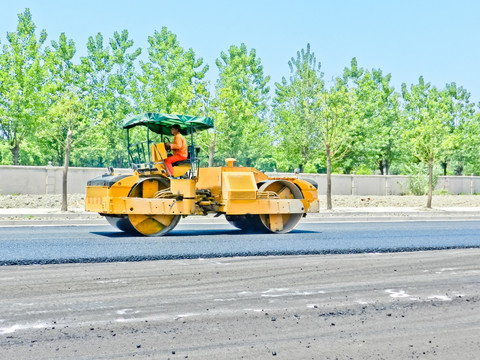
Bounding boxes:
[85,113,319,236]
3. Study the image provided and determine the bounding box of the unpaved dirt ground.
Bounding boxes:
[331,195,480,208]
[0,194,479,209]
[1,249,479,359]
[0,194,85,209]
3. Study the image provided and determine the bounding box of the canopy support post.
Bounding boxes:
[126,129,133,166]
[147,128,151,167]
[189,125,195,161]
[189,124,197,179]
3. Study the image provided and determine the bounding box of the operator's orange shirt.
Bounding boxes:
[170,133,188,158]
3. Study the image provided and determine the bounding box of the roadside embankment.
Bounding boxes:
[0,194,479,226]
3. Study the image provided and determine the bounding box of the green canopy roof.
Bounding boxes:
[122,113,214,135]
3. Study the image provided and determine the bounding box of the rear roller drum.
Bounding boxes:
[226,180,304,234]
[257,180,304,233]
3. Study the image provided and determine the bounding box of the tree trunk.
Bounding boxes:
[62,129,72,212]
[379,159,389,175]
[441,161,447,176]
[11,141,20,165]
[427,157,433,209]
[208,133,216,167]
[383,159,389,176]
[326,144,332,210]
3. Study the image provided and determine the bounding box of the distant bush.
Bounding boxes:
[0,141,13,165]
[405,163,441,195]
[355,164,372,175]
[303,162,318,173]
[433,188,452,195]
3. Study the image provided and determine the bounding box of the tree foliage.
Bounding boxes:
[211,43,271,168]
[341,58,402,174]
[138,27,208,114]
[1,7,480,195]
[77,30,141,168]
[401,77,460,207]
[314,81,358,209]
[273,44,324,172]
[0,9,47,164]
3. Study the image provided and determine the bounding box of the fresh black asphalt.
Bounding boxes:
[1,221,480,265]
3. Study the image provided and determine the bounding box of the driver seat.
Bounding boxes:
[151,142,191,177]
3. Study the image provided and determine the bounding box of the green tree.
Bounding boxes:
[41,32,78,165]
[211,43,271,167]
[138,27,208,114]
[314,81,357,209]
[78,30,141,167]
[273,46,357,209]
[272,44,324,172]
[341,58,401,174]
[440,83,476,175]
[135,27,209,165]
[40,91,90,210]
[456,109,480,175]
[0,8,47,165]
[401,77,456,208]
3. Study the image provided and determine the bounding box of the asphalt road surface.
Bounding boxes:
[1,221,480,265]
[1,249,479,359]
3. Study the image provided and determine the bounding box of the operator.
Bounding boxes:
[164,124,188,176]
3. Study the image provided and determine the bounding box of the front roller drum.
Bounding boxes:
[106,177,181,236]
[226,180,304,234]
[106,214,181,236]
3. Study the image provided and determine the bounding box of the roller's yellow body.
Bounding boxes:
[85,142,319,236]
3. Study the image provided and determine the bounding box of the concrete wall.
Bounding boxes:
[1,165,479,195]
[0,165,129,195]
[436,176,480,195]
[268,172,480,196]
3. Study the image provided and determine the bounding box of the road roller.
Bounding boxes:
[85,113,319,236]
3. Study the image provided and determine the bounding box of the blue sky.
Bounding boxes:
[1,0,479,102]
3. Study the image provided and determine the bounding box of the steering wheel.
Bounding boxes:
[163,137,172,154]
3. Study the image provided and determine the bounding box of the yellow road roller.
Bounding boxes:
[85,113,319,236]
